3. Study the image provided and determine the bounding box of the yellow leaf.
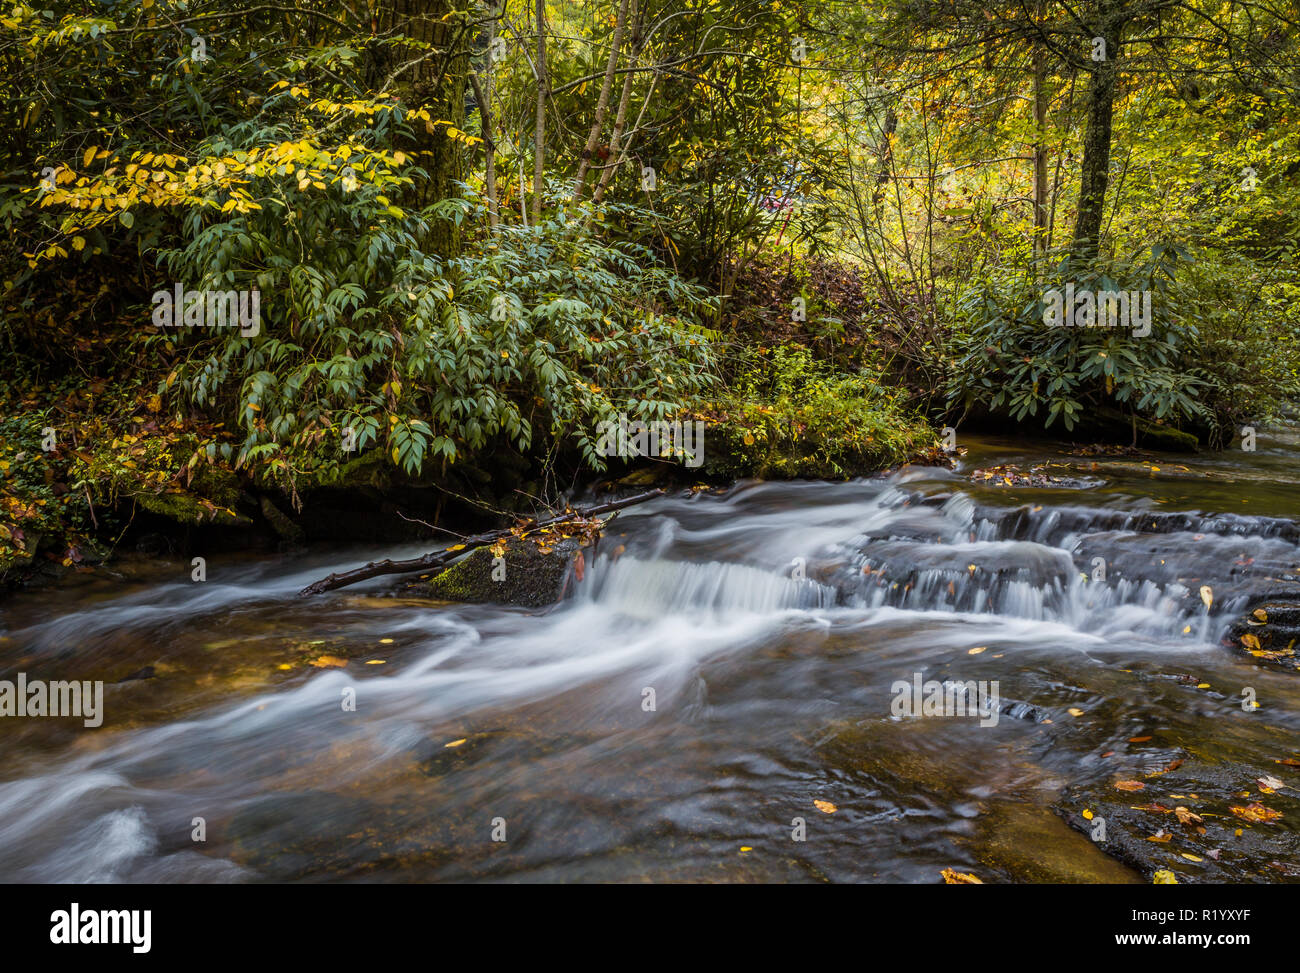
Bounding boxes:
[968,646,987,655]
[1068,707,1085,717]
[365,660,386,665]
[1254,609,1268,622]
[813,799,837,814]
[444,738,467,748]
[941,868,983,884]
[1180,853,1203,862]
[1241,633,1261,650]
[82,146,97,168]
[379,638,394,644]
[1082,809,1094,820]
[1200,585,1213,609]
[445,544,466,552]
[1152,870,1179,884]
[71,236,85,251]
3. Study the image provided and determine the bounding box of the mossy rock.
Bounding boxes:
[701,418,934,480]
[132,490,252,527]
[411,535,581,608]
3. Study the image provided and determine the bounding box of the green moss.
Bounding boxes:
[414,536,579,607]
[132,490,251,526]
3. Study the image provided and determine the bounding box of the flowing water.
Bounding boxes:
[4,432,1300,883]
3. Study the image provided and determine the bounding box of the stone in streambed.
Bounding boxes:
[410,535,584,608]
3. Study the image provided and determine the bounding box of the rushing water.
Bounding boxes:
[3,432,1300,883]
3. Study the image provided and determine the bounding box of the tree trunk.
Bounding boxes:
[1071,17,1122,258]
[572,0,631,202]
[372,0,469,259]
[532,0,548,225]
[1031,43,1049,253]
[592,1,640,205]
[479,0,499,228]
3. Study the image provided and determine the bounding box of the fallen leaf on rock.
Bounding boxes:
[941,868,983,884]
[1068,707,1085,717]
[1115,780,1146,792]
[1129,735,1153,743]
[1153,870,1179,884]
[1230,803,1283,824]
[1254,609,1268,622]
[309,655,348,668]
[1181,853,1204,862]
[444,738,467,748]
[1174,806,1203,825]
[1258,775,1285,792]
[1147,830,1172,843]
[1241,633,1261,650]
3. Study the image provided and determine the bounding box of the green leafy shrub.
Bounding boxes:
[945,247,1209,434]
[156,180,719,485]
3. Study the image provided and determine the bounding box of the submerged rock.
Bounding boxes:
[1056,753,1300,883]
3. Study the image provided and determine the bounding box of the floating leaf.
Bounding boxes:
[813,799,837,814]
[444,738,467,748]
[1115,780,1146,792]
[1200,585,1213,609]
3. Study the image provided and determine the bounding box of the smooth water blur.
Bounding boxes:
[3,431,1300,882]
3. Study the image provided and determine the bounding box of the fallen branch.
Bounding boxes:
[298,489,664,597]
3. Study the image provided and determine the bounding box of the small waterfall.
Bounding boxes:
[588,556,836,617]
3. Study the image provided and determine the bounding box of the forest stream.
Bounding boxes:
[4,431,1300,883]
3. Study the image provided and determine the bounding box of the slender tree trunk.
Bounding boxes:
[572,0,630,201]
[478,0,499,228]
[1031,43,1049,253]
[470,73,498,228]
[1072,15,1122,258]
[531,0,548,225]
[593,0,641,206]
